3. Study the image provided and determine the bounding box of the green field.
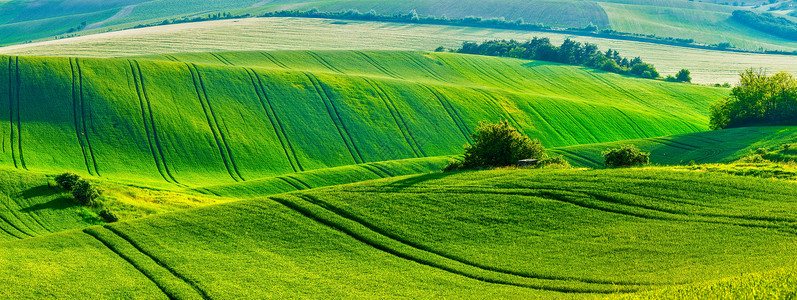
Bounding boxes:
[3,167,797,298]
[2,17,795,85]
[0,50,726,187]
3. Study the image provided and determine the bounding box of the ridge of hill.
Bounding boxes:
[0,50,726,187]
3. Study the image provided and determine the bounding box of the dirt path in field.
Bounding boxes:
[84,5,137,31]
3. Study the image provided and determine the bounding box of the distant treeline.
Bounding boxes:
[448,39,668,80]
[710,70,797,130]
[732,10,797,41]
[124,8,797,56]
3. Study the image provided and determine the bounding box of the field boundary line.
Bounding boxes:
[272,195,636,293]
[132,61,185,187]
[75,58,100,176]
[304,72,363,164]
[185,63,244,182]
[246,68,302,172]
[70,58,94,175]
[422,84,473,145]
[364,78,423,157]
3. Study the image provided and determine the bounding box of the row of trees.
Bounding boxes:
[732,10,797,41]
[449,39,689,81]
[710,69,797,129]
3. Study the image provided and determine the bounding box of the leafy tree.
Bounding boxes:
[460,120,545,169]
[72,179,102,207]
[676,69,692,83]
[710,69,797,129]
[602,145,650,168]
[55,172,81,190]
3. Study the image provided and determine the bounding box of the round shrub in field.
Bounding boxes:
[72,179,102,207]
[99,209,119,223]
[461,120,545,169]
[602,144,650,168]
[55,172,81,190]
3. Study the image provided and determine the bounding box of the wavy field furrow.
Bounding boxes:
[364,78,423,158]
[305,72,364,164]
[246,68,301,172]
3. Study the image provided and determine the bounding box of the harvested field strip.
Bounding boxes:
[422,84,472,145]
[353,51,403,79]
[74,58,100,177]
[84,226,208,300]
[306,51,343,74]
[272,195,637,293]
[185,63,243,182]
[133,61,182,186]
[70,58,93,175]
[305,72,364,164]
[364,78,423,158]
[246,68,301,172]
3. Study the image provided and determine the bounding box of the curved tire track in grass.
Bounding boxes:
[74,58,101,177]
[245,68,301,172]
[364,78,423,158]
[86,226,210,300]
[304,72,364,164]
[70,58,94,176]
[306,51,343,74]
[272,195,638,293]
[258,51,289,69]
[422,84,473,145]
[353,51,404,80]
[8,57,18,169]
[208,53,233,66]
[132,61,184,187]
[128,60,174,185]
[186,63,244,182]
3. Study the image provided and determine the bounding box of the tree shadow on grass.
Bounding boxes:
[18,185,76,212]
[385,171,457,188]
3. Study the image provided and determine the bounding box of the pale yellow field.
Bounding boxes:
[1,17,795,84]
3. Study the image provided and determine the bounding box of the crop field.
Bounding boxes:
[550,126,797,168]
[0,51,726,187]
[3,167,797,298]
[2,18,795,85]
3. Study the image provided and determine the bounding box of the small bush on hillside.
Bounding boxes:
[738,154,769,164]
[602,145,650,168]
[55,172,81,190]
[98,209,119,223]
[676,69,692,83]
[72,179,102,207]
[460,120,545,169]
[535,156,571,169]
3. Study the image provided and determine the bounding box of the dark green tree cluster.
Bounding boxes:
[664,69,692,83]
[732,10,797,41]
[445,120,545,171]
[602,145,650,168]
[454,39,660,79]
[55,172,103,207]
[710,70,797,130]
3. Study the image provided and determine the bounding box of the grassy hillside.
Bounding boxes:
[3,18,794,85]
[3,167,797,297]
[551,126,797,168]
[0,51,726,187]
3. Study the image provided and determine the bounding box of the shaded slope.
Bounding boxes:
[3,168,797,297]
[0,51,726,186]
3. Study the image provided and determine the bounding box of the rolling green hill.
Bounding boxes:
[3,167,797,298]
[0,50,726,187]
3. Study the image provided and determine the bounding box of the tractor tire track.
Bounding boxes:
[132,61,184,187]
[610,107,646,138]
[74,59,100,176]
[353,51,403,79]
[556,149,603,167]
[258,51,289,69]
[422,84,473,145]
[272,195,637,293]
[70,59,94,175]
[401,52,446,81]
[87,226,210,300]
[7,58,16,168]
[473,88,523,130]
[186,63,244,182]
[304,72,363,164]
[14,57,25,170]
[364,78,423,158]
[358,164,387,178]
[286,175,311,189]
[128,60,174,185]
[0,199,47,236]
[277,177,304,190]
[306,51,343,74]
[164,55,180,62]
[0,208,35,238]
[209,52,234,66]
[245,68,302,172]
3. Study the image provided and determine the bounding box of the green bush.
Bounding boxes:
[72,179,102,207]
[676,69,692,83]
[55,172,81,190]
[98,209,119,223]
[461,120,545,169]
[535,156,571,169]
[602,144,650,168]
[442,160,464,172]
[738,154,769,163]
